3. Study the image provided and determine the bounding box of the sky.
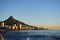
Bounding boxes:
[0,0,60,29]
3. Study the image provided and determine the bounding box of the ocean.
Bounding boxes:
[2,30,60,40]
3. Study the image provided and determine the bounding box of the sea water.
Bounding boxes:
[2,30,60,40]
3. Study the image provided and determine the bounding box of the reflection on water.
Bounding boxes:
[2,30,60,40]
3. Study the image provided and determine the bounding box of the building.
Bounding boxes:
[0,16,48,30]
[0,16,39,30]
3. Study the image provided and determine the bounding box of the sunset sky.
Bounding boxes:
[0,0,60,29]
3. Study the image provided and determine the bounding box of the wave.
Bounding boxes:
[1,30,60,40]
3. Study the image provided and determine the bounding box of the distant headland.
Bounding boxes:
[0,16,48,31]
